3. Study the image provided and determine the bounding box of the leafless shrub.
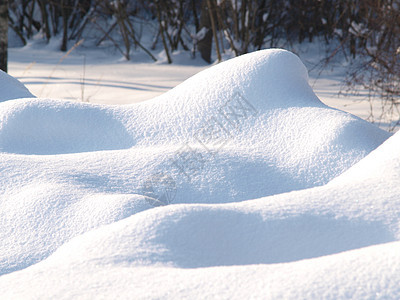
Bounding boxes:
[342,0,400,130]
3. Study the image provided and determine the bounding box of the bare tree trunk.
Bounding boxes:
[156,1,172,63]
[197,0,212,63]
[60,0,69,51]
[0,0,8,72]
[207,0,221,62]
[191,0,199,32]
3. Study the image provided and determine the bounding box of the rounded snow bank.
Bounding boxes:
[0,99,134,155]
[331,129,400,184]
[0,49,399,299]
[153,49,322,113]
[0,49,396,287]
[0,70,34,102]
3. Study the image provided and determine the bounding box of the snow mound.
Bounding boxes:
[0,70,34,102]
[0,49,396,298]
[1,131,399,299]
[0,99,134,154]
[330,126,400,184]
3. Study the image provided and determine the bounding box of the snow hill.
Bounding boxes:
[0,70,34,102]
[0,49,398,299]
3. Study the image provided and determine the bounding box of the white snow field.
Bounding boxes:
[0,49,399,299]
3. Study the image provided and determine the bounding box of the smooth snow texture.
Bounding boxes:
[0,70,34,102]
[1,129,400,299]
[0,49,396,298]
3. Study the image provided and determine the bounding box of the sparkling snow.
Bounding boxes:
[0,49,398,299]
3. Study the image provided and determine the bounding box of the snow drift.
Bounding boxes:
[2,128,399,298]
[0,49,397,299]
[0,70,34,102]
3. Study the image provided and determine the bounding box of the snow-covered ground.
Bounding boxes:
[9,44,208,105]
[1,46,399,299]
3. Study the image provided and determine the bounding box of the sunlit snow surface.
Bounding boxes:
[1,49,399,299]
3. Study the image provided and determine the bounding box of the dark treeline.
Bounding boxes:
[5,0,400,126]
[7,1,399,61]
